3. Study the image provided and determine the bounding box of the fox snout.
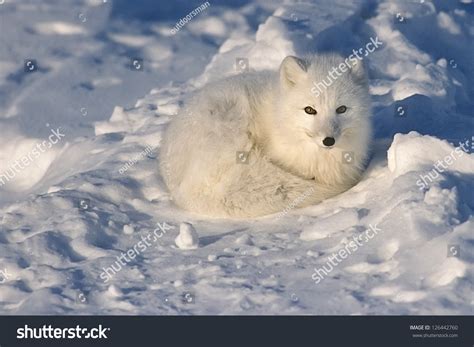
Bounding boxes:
[314,118,340,148]
[322,136,336,147]
[306,132,339,148]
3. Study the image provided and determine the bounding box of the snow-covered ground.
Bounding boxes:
[0,0,473,315]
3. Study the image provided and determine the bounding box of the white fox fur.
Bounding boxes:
[159,54,372,218]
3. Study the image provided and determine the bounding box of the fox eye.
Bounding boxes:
[304,106,317,115]
[336,105,347,114]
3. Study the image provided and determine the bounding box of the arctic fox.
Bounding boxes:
[159,54,371,218]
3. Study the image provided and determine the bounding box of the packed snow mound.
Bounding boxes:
[0,0,472,315]
[387,131,473,177]
[175,223,200,250]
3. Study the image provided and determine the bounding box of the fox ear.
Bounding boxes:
[280,56,307,88]
[349,59,367,84]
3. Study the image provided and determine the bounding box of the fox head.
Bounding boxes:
[270,54,372,184]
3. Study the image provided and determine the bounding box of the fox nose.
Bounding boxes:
[322,137,335,147]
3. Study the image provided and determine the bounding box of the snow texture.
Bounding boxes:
[0,0,473,315]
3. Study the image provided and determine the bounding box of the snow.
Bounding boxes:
[0,0,473,315]
[387,132,472,177]
[175,223,199,250]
